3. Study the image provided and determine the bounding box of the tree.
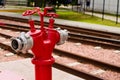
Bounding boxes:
[46,0,72,8]
[27,0,34,6]
[34,0,41,7]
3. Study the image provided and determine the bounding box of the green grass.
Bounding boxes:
[1,7,120,27]
[56,9,120,27]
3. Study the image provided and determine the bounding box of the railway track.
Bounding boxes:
[1,15,120,39]
[70,32,120,48]
[0,20,120,80]
[1,21,120,49]
[0,25,103,80]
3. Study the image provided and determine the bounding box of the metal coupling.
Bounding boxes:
[11,32,33,53]
[56,28,69,45]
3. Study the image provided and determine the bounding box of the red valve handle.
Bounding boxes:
[46,12,59,18]
[22,7,40,16]
[44,7,53,10]
[44,7,53,15]
[22,10,36,16]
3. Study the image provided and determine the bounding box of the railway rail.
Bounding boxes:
[0,19,120,80]
[1,21,120,49]
[0,25,103,80]
[0,15,120,39]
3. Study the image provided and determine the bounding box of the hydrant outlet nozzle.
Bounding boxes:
[56,28,69,45]
[11,32,33,53]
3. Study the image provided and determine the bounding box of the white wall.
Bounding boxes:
[90,0,120,14]
[6,0,27,5]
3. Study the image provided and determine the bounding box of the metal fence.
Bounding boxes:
[71,0,120,24]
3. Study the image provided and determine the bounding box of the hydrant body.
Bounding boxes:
[11,7,68,80]
[30,27,60,80]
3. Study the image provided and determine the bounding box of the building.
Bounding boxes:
[6,0,27,6]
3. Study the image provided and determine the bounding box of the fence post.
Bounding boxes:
[116,0,119,24]
[102,0,105,20]
[83,0,86,14]
[92,0,95,16]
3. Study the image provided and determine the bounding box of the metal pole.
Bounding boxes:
[77,0,79,12]
[72,2,73,11]
[83,0,86,14]
[92,0,95,16]
[116,0,119,24]
[102,0,105,20]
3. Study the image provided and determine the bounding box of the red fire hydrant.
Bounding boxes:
[11,7,68,80]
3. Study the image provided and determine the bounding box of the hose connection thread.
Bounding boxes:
[11,32,33,53]
[56,28,69,45]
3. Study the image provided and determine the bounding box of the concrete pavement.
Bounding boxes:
[0,58,84,80]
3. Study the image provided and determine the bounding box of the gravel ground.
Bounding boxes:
[0,19,120,80]
[0,48,24,62]
[55,41,120,67]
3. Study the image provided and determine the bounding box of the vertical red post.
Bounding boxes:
[30,27,60,80]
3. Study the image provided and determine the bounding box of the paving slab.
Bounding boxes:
[0,58,84,80]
